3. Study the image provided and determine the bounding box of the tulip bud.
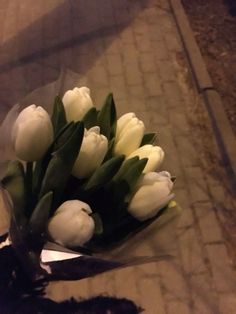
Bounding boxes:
[62,87,93,122]
[72,126,108,178]
[12,105,53,162]
[128,171,174,221]
[127,144,164,173]
[48,200,95,247]
[114,113,145,156]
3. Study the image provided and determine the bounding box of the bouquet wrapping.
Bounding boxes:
[0,70,180,282]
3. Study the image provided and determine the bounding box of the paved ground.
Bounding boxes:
[0,0,236,313]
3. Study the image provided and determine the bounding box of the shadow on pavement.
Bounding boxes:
[0,0,148,118]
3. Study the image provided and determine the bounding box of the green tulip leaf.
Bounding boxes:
[1,161,26,227]
[123,157,148,191]
[97,93,117,139]
[91,212,103,236]
[84,155,125,191]
[112,156,139,182]
[40,122,84,210]
[33,122,75,195]
[82,107,98,129]
[28,191,53,238]
[141,133,157,146]
[51,95,67,135]
[108,158,148,204]
[102,138,115,162]
[52,122,75,152]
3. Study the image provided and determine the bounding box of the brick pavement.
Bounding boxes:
[0,0,236,313]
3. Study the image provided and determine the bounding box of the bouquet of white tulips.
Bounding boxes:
[0,71,177,281]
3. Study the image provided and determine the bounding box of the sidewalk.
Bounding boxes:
[0,0,236,313]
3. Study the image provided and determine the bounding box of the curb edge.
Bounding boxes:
[169,0,236,186]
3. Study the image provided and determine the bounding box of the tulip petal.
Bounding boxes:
[128,172,174,221]
[116,113,135,138]
[72,128,108,178]
[12,105,53,162]
[14,117,53,161]
[143,147,165,173]
[127,145,165,173]
[48,200,95,247]
[62,87,94,122]
[114,123,145,156]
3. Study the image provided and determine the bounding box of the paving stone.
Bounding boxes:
[135,263,167,312]
[219,293,236,314]
[178,226,207,275]
[158,126,183,178]
[115,99,129,116]
[194,202,223,244]
[46,279,91,302]
[119,27,135,45]
[88,271,116,297]
[0,1,235,312]
[132,18,149,36]
[143,72,162,96]
[144,7,161,26]
[88,65,109,88]
[167,301,191,314]
[209,183,234,208]
[128,97,147,114]
[152,39,170,61]
[122,42,139,64]
[113,267,141,304]
[91,86,110,108]
[175,135,200,167]
[175,189,194,228]
[156,12,175,32]
[125,63,142,85]
[106,54,123,75]
[206,244,236,293]
[164,31,183,53]
[190,273,220,314]
[128,84,146,99]
[135,33,152,53]
[147,25,164,42]
[147,95,169,125]
[168,109,190,135]
[139,52,156,73]
[104,35,123,54]
[163,81,184,108]
[158,260,190,302]
[156,59,177,81]
[109,75,128,100]
[186,166,211,203]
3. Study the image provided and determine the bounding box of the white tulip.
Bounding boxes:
[48,200,95,247]
[127,144,164,173]
[72,126,108,178]
[62,87,93,122]
[12,105,53,162]
[128,171,174,221]
[114,112,145,156]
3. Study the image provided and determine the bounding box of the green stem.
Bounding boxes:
[25,162,33,217]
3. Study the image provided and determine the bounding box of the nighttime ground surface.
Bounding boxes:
[182,0,236,136]
[0,1,236,313]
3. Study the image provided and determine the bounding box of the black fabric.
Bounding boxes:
[0,246,142,314]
